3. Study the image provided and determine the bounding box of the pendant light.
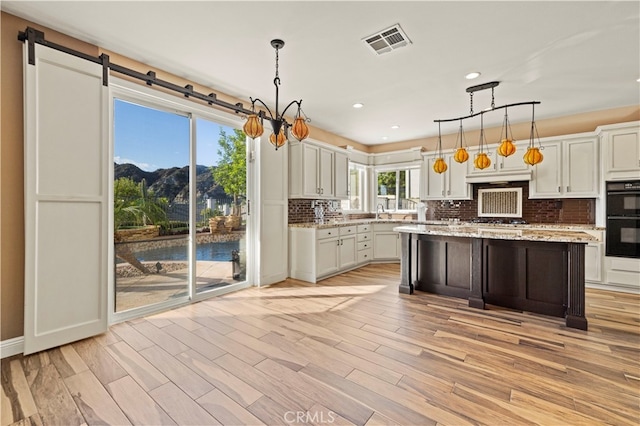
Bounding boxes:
[432,122,448,174]
[523,104,544,166]
[497,107,516,157]
[244,39,310,150]
[453,119,469,163]
[473,113,492,170]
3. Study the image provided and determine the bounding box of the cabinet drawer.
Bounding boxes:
[317,227,338,239]
[358,248,373,263]
[357,232,372,242]
[357,224,371,233]
[340,226,357,236]
[357,241,372,251]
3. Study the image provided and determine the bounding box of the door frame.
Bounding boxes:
[108,77,254,325]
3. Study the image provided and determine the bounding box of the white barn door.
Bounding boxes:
[23,44,108,354]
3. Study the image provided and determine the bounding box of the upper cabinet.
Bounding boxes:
[530,135,599,198]
[422,153,471,200]
[464,140,532,184]
[601,122,640,181]
[289,141,349,199]
[334,150,349,199]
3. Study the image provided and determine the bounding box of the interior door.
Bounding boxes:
[23,44,108,354]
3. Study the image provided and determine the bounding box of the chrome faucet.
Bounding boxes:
[376,203,385,220]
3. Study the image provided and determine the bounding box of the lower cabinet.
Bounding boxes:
[373,223,401,260]
[289,222,398,283]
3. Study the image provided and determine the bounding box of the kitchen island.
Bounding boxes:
[394,224,598,330]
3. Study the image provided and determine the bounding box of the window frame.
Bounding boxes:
[373,164,421,213]
[341,161,368,214]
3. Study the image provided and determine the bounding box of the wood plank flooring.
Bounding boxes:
[2,263,639,425]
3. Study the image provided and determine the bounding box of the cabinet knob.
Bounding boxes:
[558,186,561,192]
[566,186,570,192]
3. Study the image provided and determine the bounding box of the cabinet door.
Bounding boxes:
[317,237,339,277]
[423,157,446,199]
[302,144,320,197]
[608,128,640,173]
[374,232,400,259]
[530,142,562,198]
[585,243,602,283]
[334,151,349,199]
[565,138,598,197]
[319,148,335,197]
[446,153,471,199]
[498,141,530,172]
[467,150,498,175]
[339,235,357,269]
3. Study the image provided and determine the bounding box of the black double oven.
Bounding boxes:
[606,180,640,258]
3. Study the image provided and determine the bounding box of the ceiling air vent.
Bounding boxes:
[363,24,412,55]
[478,188,523,218]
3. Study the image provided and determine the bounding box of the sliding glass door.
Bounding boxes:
[194,118,247,294]
[112,95,249,317]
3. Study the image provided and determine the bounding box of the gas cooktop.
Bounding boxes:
[469,218,528,225]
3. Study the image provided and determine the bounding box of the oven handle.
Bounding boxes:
[607,216,640,220]
[607,191,640,195]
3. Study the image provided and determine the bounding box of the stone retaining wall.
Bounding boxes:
[115,231,244,252]
[115,226,159,242]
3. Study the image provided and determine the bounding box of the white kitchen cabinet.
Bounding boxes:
[422,153,471,200]
[289,225,358,282]
[356,224,373,264]
[497,141,530,173]
[338,234,357,269]
[530,136,598,198]
[585,243,602,283]
[466,149,498,175]
[334,150,349,199]
[289,141,348,199]
[603,256,640,293]
[316,234,340,277]
[373,223,401,260]
[602,123,640,180]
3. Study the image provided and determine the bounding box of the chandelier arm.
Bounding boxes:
[280,100,303,122]
[250,98,275,120]
[434,100,541,123]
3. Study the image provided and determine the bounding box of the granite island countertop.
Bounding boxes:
[289,219,604,233]
[393,224,598,244]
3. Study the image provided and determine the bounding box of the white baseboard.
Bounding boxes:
[1,336,24,359]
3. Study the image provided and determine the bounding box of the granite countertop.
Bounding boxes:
[393,224,599,244]
[289,219,604,232]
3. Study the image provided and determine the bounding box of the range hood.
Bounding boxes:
[465,170,532,184]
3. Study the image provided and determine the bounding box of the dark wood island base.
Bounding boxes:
[398,231,589,330]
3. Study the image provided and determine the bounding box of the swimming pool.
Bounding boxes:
[121,240,241,263]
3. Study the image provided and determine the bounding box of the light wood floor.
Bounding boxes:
[2,264,639,425]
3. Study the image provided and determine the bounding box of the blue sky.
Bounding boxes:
[114,99,236,171]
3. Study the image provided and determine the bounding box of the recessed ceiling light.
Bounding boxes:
[382,136,388,140]
[352,103,364,108]
[465,72,481,80]
[637,77,640,82]
[391,125,400,129]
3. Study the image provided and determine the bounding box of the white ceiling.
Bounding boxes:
[3,1,639,146]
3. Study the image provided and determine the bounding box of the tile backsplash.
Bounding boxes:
[288,182,595,225]
[425,181,595,224]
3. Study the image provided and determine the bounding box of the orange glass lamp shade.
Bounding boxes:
[290,116,310,141]
[453,147,469,163]
[243,114,264,139]
[269,128,287,148]
[474,152,491,170]
[497,139,516,157]
[523,147,543,165]
[433,157,448,174]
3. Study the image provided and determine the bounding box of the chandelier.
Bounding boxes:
[243,39,310,150]
[433,81,541,172]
